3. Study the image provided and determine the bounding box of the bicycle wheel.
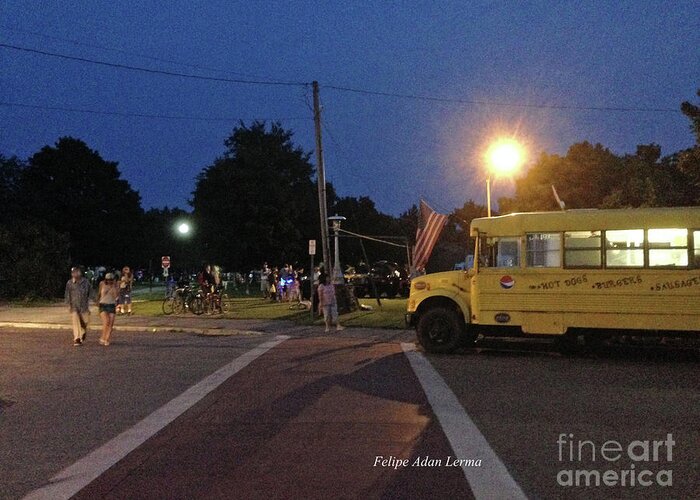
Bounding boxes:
[162,297,175,315]
[173,297,186,315]
[220,294,231,313]
[189,295,205,315]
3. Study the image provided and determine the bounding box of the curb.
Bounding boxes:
[0,322,264,337]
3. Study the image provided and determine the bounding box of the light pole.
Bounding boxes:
[328,215,346,284]
[172,220,193,278]
[485,139,524,217]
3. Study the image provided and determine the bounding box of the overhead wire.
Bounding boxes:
[323,84,682,114]
[2,26,277,81]
[0,101,310,123]
[0,43,309,87]
[0,41,682,114]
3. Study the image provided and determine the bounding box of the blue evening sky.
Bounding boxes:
[1,1,698,215]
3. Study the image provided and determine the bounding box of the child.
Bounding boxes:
[317,273,344,333]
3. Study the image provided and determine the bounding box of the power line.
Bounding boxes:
[3,26,275,81]
[323,84,682,114]
[2,42,681,114]
[0,43,309,87]
[0,101,310,123]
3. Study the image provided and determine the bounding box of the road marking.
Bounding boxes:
[23,335,290,500]
[401,343,528,500]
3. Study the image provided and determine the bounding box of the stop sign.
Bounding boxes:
[161,256,171,269]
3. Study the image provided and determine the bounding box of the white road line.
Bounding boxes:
[401,343,528,500]
[23,335,290,500]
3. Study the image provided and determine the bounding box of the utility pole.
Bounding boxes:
[312,81,331,272]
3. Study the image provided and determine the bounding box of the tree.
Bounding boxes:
[681,89,700,143]
[19,137,143,266]
[427,200,488,272]
[0,154,24,223]
[191,122,320,270]
[0,155,71,299]
[500,142,625,212]
[676,90,700,198]
[0,221,70,299]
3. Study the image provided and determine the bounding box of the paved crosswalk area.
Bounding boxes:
[2,324,699,499]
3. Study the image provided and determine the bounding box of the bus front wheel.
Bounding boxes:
[417,307,465,354]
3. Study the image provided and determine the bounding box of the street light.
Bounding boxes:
[328,215,346,284]
[176,221,191,236]
[485,139,524,217]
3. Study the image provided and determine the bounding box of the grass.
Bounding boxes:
[135,297,408,329]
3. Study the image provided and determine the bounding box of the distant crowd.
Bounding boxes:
[260,263,315,303]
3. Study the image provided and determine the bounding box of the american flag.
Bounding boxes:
[413,200,448,270]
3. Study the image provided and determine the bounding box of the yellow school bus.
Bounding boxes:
[406,207,700,353]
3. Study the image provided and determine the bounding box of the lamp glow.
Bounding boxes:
[177,222,191,235]
[487,139,524,177]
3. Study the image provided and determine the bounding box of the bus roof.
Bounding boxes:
[470,207,700,236]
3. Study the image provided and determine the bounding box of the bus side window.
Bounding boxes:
[526,233,562,267]
[648,229,688,267]
[693,230,700,268]
[564,231,602,268]
[605,229,644,267]
[481,236,520,268]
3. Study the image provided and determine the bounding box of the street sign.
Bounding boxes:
[308,240,316,256]
[161,256,171,269]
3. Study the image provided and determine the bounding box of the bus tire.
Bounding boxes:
[417,307,464,354]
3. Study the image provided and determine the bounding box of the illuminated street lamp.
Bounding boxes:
[328,215,346,284]
[485,139,524,217]
[176,221,192,236]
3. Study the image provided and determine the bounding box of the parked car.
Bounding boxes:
[346,260,410,298]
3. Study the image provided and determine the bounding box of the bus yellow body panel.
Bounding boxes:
[408,207,700,338]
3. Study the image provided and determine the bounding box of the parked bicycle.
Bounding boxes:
[162,285,203,315]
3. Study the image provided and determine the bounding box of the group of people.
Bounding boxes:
[196,264,229,314]
[260,263,343,332]
[64,265,134,347]
[260,263,311,303]
[64,260,345,346]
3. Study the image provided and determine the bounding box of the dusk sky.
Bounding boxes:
[2,1,698,215]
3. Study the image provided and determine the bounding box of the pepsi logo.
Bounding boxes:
[500,276,515,289]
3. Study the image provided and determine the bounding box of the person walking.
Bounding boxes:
[261,263,270,299]
[98,273,120,346]
[317,273,344,333]
[117,266,134,315]
[65,266,91,346]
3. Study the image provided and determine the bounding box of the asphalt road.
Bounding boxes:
[1,326,698,499]
[0,328,273,499]
[428,339,700,499]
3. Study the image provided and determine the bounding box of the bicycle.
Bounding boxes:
[162,285,201,315]
[203,286,231,314]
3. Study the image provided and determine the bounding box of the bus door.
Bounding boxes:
[471,233,521,325]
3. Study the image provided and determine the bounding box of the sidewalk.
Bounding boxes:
[0,304,415,343]
[0,304,279,336]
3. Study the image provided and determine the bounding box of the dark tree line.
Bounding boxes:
[1,91,698,298]
[500,90,700,212]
